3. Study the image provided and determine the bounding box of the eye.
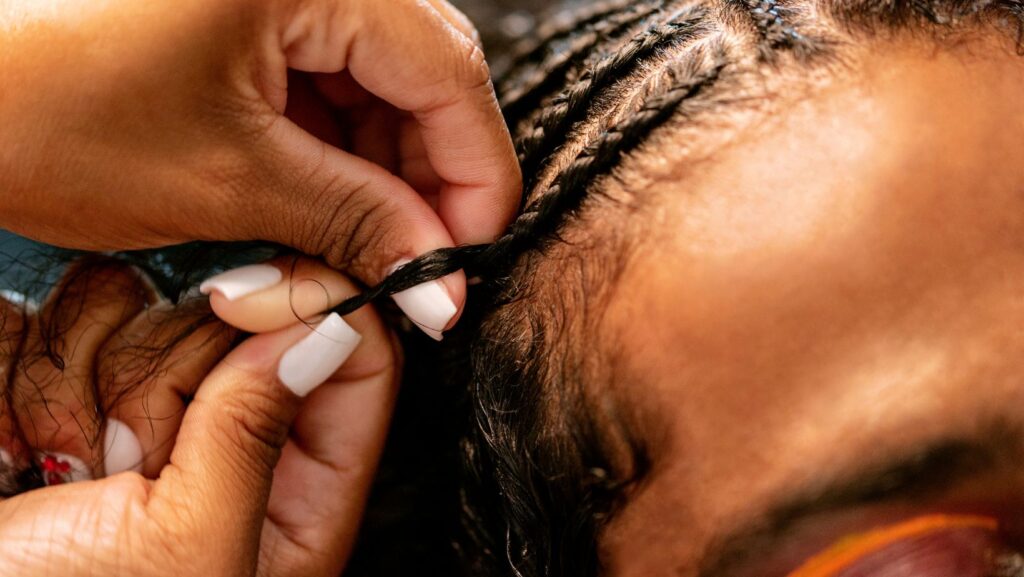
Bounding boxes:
[784,514,1020,577]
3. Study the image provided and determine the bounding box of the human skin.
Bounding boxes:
[595,37,1024,575]
[0,260,397,576]
[0,0,522,334]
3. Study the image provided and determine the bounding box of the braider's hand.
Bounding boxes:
[0,259,398,577]
[0,0,521,337]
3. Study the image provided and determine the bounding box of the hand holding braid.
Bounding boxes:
[328,47,729,318]
[0,0,521,339]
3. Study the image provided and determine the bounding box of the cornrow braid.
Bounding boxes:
[328,51,728,320]
[823,0,1024,41]
[498,0,665,129]
[326,6,732,322]
[510,56,728,260]
[516,13,712,193]
[496,0,642,88]
[728,0,806,49]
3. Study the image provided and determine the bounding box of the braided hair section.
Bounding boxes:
[498,0,665,129]
[495,0,644,87]
[514,12,712,191]
[328,15,730,320]
[327,0,1024,330]
[726,0,807,50]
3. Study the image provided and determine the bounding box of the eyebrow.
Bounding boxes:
[696,421,1022,577]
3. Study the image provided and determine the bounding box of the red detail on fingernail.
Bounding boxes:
[40,454,71,485]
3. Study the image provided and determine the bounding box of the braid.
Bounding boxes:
[328,49,728,320]
[499,0,665,129]
[328,5,727,321]
[502,58,728,265]
[496,0,643,88]
[728,0,806,49]
[327,0,1024,342]
[516,12,711,193]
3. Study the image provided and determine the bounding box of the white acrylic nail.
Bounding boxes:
[104,419,143,476]
[388,260,457,337]
[421,327,444,342]
[278,313,362,397]
[36,451,92,485]
[199,264,282,302]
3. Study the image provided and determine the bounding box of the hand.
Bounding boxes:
[0,0,521,335]
[0,258,398,577]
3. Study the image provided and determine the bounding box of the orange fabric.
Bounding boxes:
[784,514,998,577]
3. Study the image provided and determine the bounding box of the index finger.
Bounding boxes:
[259,264,398,576]
[283,0,522,245]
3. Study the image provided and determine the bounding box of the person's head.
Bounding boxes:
[408,1,1024,575]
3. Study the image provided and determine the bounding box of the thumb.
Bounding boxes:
[240,119,468,340]
[148,314,361,555]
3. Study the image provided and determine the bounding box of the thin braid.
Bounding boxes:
[511,58,728,255]
[497,0,643,88]
[749,0,804,46]
[724,0,818,55]
[499,0,665,128]
[328,56,728,320]
[516,13,711,193]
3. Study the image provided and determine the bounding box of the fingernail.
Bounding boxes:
[277,313,362,397]
[388,260,457,338]
[421,327,444,342]
[103,419,143,476]
[36,451,92,485]
[199,264,282,302]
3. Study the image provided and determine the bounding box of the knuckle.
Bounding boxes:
[303,175,404,275]
[210,385,292,472]
[421,40,493,114]
[457,41,492,92]
[53,476,156,573]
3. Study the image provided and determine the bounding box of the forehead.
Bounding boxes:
[597,42,1024,574]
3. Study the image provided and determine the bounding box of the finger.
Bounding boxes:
[11,260,151,484]
[283,0,522,245]
[285,70,345,149]
[399,112,445,200]
[310,71,373,109]
[305,75,402,172]
[204,257,351,334]
[425,0,482,49]
[342,98,401,174]
[260,271,398,576]
[248,120,465,339]
[95,301,234,478]
[149,310,362,551]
